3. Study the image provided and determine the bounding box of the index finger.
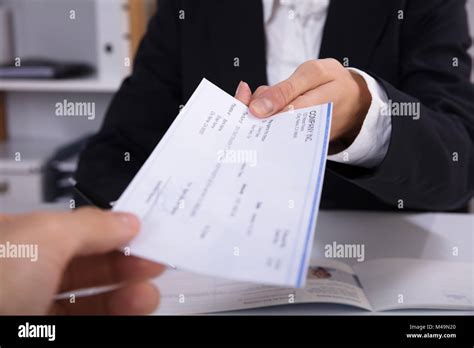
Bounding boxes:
[6,208,140,265]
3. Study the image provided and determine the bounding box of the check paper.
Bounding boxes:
[114,79,332,287]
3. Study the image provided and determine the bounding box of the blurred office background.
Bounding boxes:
[0,0,473,212]
[0,0,155,210]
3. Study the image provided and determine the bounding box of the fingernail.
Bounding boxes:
[114,212,140,234]
[251,98,274,117]
[235,81,244,96]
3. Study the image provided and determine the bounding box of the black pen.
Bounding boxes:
[69,178,111,208]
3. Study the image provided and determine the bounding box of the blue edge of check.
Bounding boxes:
[296,103,333,287]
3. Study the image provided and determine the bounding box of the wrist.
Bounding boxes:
[342,71,371,144]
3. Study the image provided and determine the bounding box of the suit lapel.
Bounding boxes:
[320,0,392,69]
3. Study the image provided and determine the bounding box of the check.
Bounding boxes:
[113,79,332,287]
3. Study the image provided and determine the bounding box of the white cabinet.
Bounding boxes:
[0,0,154,209]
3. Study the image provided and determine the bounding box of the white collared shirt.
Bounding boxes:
[262,0,391,168]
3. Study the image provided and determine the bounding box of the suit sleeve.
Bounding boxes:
[74,0,182,207]
[327,0,474,211]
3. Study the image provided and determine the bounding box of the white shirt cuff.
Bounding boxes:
[327,68,392,168]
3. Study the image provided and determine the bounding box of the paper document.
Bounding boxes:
[113,78,332,287]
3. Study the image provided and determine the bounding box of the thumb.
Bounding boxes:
[63,208,140,257]
[249,79,297,118]
[249,59,335,118]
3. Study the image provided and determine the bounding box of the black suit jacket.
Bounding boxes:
[75,0,474,212]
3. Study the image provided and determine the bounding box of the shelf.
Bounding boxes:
[0,76,123,93]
